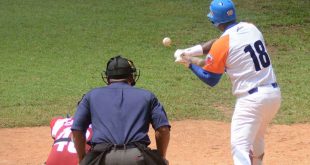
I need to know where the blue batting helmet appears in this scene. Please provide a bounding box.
[207,0,237,26]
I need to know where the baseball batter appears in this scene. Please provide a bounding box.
[174,0,281,164]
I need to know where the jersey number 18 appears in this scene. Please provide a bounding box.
[244,40,271,71]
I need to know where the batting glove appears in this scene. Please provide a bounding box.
[174,49,186,63]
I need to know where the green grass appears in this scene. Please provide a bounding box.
[0,0,309,127]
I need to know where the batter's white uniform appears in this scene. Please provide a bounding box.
[203,22,281,165]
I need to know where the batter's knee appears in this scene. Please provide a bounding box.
[250,150,264,165]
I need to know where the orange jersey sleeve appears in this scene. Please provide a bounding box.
[203,35,229,74]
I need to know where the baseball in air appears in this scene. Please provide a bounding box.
[162,37,172,47]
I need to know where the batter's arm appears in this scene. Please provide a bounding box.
[182,55,205,67]
[189,64,222,87]
[175,39,217,59]
[202,39,217,54]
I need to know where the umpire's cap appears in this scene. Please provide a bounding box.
[102,55,139,86]
[105,55,136,78]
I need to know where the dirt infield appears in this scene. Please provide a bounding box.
[1,120,310,165]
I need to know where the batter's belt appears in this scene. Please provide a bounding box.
[237,82,279,98]
[248,82,278,94]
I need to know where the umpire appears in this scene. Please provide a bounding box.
[71,55,171,165]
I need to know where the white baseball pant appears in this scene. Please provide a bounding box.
[231,86,281,165]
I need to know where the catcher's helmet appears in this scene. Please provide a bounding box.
[207,0,236,26]
[102,55,140,86]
